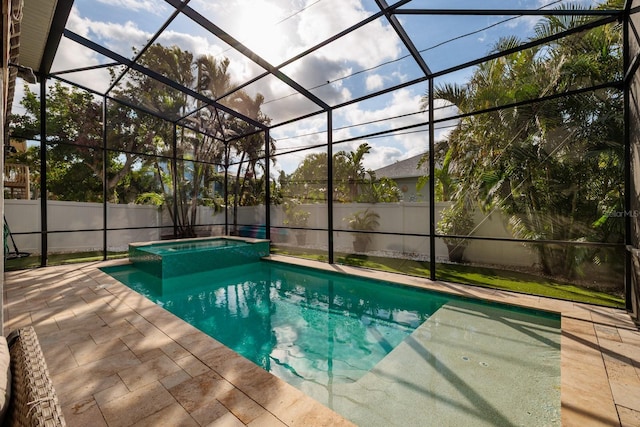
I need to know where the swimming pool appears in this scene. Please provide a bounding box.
[102,260,561,426]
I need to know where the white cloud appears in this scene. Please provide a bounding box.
[156,31,224,57]
[366,74,384,91]
[64,7,152,56]
[65,6,90,37]
[297,0,401,69]
[89,20,151,55]
[49,9,114,89]
[190,0,298,65]
[367,145,405,171]
[96,0,167,14]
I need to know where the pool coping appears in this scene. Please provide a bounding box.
[3,255,640,426]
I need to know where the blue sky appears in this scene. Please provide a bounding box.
[15,0,612,174]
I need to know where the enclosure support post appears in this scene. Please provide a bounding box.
[39,78,48,267]
[428,78,436,281]
[328,110,334,264]
[102,96,108,260]
[224,142,229,236]
[265,129,271,241]
[172,124,178,238]
[623,5,632,311]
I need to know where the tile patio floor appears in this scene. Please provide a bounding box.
[3,255,640,426]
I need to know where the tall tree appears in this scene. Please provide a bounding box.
[10,82,163,202]
[121,45,273,237]
[422,1,624,278]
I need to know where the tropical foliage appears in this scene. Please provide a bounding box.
[345,208,381,252]
[422,1,624,278]
[10,44,272,238]
[281,143,401,203]
[437,206,475,263]
[10,82,165,202]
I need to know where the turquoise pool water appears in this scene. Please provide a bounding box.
[102,260,561,426]
[141,238,246,255]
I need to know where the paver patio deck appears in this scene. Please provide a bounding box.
[3,256,640,426]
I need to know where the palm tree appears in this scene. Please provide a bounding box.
[336,143,372,201]
[130,47,232,237]
[422,3,623,278]
[225,91,274,232]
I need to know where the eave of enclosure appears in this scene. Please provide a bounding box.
[62,29,268,131]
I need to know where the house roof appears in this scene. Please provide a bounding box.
[18,0,70,75]
[4,0,71,124]
[374,152,429,179]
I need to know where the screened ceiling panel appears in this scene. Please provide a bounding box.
[279,16,426,106]
[405,13,618,74]
[53,66,123,95]
[67,0,177,61]
[188,0,383,67]
[179,107,264,141]
[140,12,269,99]
[46,0,624,141]
[332,81,428,130]
[271,116,329,153]
[110,69,195,122]
[49,36,122,76]
[220,73,325,126]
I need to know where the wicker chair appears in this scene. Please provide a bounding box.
[5,326,66,427]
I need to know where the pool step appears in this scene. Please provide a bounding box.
[302,301,561,427]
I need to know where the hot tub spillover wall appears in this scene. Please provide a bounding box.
[128,237,270,279]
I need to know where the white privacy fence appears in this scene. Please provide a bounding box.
[4,200,536,268]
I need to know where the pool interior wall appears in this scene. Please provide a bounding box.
[128,237,269,280]
[102,255,561,427]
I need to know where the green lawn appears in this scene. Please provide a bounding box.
[4,251,128,271]
[271,247,625,308]
[5,248,624,308]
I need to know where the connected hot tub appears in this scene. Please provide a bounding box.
[128,237,270,279]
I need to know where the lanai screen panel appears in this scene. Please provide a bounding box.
[402,11,622,75]
[66,0,176,60]
[332,82,429,142]
[219,74,324,126]
[137,12,268,100]
[279,16,426,106]
[49,37,123,95]
[188,0,383,66]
